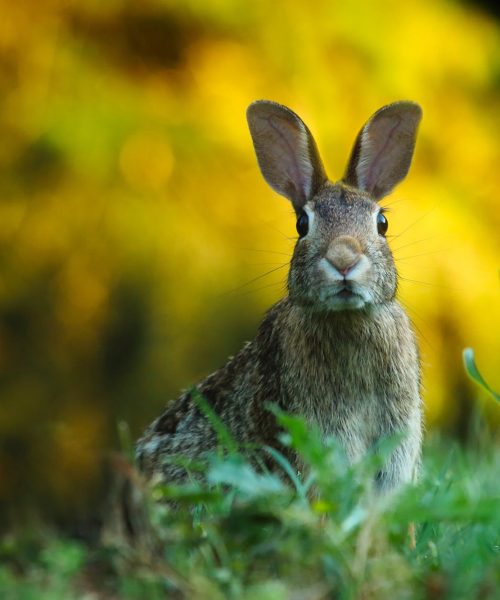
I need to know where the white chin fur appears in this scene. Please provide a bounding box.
[316,257,373,311]
[322,293,368,312]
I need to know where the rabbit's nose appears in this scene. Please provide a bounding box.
[327,257,360,277]
[326,236,362,277]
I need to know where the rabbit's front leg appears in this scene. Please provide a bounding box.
[374,420,421,493]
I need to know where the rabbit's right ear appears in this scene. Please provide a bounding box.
[343,101,422,200]
[247,101,327,211]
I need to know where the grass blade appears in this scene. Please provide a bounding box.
[463,348,500,403]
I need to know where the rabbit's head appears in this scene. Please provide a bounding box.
[247,100,422,312]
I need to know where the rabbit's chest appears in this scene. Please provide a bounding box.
[307,356,382,421]
[278,303,419,461]
[284,334,391,456]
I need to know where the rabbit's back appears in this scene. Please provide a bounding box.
[136,304,289,480]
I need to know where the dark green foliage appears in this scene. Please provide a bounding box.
[1,414,498,599]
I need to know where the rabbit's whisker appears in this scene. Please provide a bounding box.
[241,248,292,258]
[379,197,404,209]
[388,207,436,242]
[220,263,289,297]
[247,262,292,267]
[390,236,437,253]
[232,280,288,299]
[398,275,463,292]
[396,249,443,261]
[254,217,296,242]
[397,297,434,350]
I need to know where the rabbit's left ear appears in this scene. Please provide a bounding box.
[247,100,327,211]
[344,101,422,200]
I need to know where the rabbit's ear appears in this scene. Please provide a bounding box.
[344,102,422,200]
[247,101,327,210]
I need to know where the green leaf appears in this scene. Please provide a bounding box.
[207,455,285,498]
[153,483,222,504]
[264,445,308,500]
[191,387,240,453]
[463,348,500,403]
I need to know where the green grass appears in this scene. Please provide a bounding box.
[463,348,500,404]
[0,411,498,600]
[0,353,498,599]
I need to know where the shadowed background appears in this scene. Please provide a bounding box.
[0,0,498,524]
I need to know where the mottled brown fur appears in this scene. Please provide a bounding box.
[136,100,423,493]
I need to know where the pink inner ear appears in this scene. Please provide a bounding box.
[249,109,316,205]
[266,114,314,202]
[357,111,417,198]
[363,116,401,191]
[247,100,327,207]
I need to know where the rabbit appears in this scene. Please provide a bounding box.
[136,100,423,493]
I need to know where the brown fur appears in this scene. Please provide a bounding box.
[136,101,423,493]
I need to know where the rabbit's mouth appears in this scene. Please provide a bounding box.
[323,285,368,311]
[336,288,356,300]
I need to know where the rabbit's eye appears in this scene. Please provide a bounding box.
[296,210,309,238]
[377,212,388,236]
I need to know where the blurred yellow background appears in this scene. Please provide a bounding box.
[0,0,498,517]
